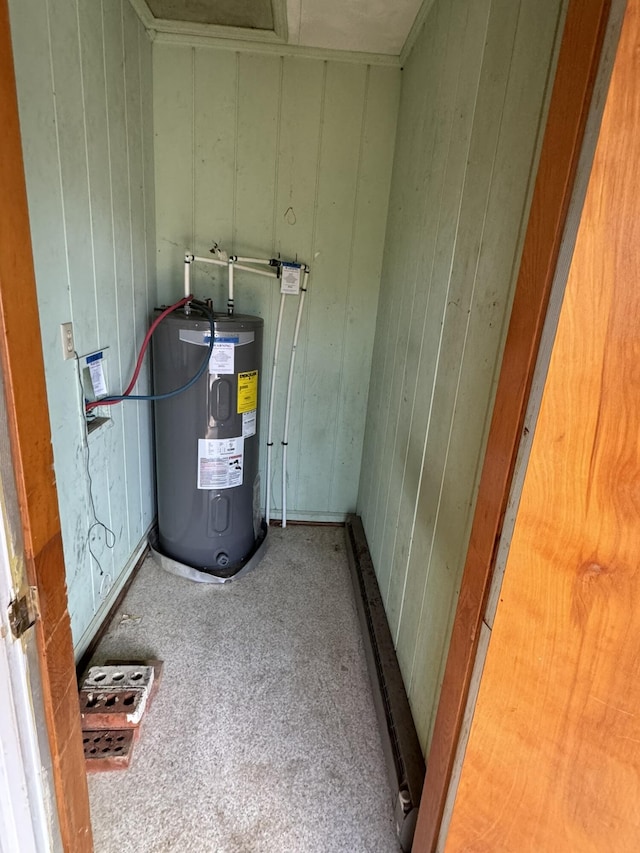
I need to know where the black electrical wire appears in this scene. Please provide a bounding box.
[74,352,116,586]
[88,299,215,408]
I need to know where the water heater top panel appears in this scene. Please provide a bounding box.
[158,310,263,327]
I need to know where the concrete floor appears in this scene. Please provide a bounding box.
[87,525,401,852]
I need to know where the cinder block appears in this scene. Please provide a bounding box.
[79,687,148,729]
[78,660,164,772]
[79,664,156,729]
[83,728,138,772]
[82,664,155,693]
[104,659,164,710]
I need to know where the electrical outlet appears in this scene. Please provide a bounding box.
[60,322,74,360]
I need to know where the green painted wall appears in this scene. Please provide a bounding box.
[153,45,400,521]
[8,0,156,654]
[358,0,567,752]
[7,0,567,718]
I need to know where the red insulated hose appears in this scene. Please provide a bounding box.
[85,295,193,411]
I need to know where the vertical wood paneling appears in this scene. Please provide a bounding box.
[231,53,282,426]
[48,0,98,351]
[103,0,141,571]
[139,19,157,532]
[123,0,153,537]
[154,44,194,302]
[270,57,325,514]
[140,25,156,314]
[274,58,324,263]
[401,0,522,733]
[411,0,567,749]
[295,61,367,512]
[154,46,400,520]
[368,0,450,591]
[78,1,125,588]
[234,54,281,257]
[8,0,157,649]
[328,65,400,512]
[376,0,482,604]
[193,48,237,294]
[358,0,566,752]
[363,28,435,569]
[381,0,459,626]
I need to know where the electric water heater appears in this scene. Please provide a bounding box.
[152,310,264,579]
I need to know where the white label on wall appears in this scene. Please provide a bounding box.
[197,437,244,489]
[280,263,301,295]
[209,342,234,375]
[242,409,257,438]
[86,352,107,397]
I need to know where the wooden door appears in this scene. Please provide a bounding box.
[0,0,92,849]
[443,0,640,848]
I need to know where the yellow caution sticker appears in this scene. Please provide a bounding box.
[237,370,258,414]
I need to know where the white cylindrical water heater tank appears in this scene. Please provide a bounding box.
[152,309,265,579]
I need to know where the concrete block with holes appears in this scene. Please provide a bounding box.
[80,660,163,771]
[83,664,155,693]
[79,688,148,728]
[83,729,139,772]
[79,665,155,728]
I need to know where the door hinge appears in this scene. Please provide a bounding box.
[8,587,39,639]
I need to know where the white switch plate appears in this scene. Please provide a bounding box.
[60,322,74,360]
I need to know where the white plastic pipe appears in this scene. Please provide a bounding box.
[188,254,276,316]
[234,262,278,278]
[184,253,193,299]
[193,253,277,278]
[281,269,309,528]
[193,254,227,268]
[193,254,277,280]
[234,256,274,266]
[265,292,286,525]
[228,259,235,315]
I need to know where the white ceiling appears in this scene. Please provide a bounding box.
[287,0,423,55]
[131,0,425,57]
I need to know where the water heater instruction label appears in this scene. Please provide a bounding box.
[209,342,234,375]
[242,409,257,438]
[197,438,244,489]
[280,263,301,294]
[237,371,258,414]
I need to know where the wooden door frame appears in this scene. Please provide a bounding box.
[412,0,619,849]
[0,2,93,850]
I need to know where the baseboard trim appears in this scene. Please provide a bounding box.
[345,514,425,852]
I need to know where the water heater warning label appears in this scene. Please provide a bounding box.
[242,409,256,437]
[209,342,234,375]
[237,371,258,414]
[197,438,244,489]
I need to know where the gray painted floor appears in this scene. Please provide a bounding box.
[87,525,400,853]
